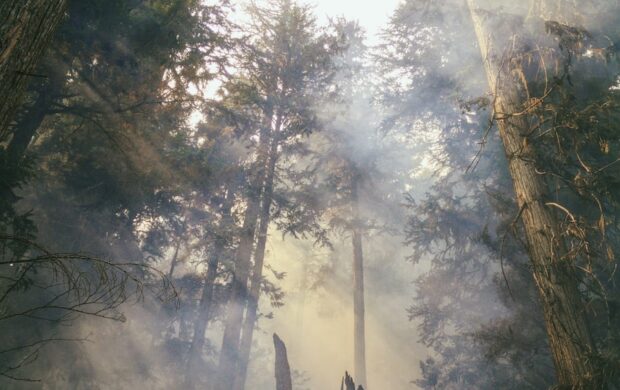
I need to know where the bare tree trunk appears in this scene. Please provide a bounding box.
[216,113,273,390]
[273,333,292,390]
[0,0,67,141]
[167,237,183,279]
[467,1,596,386]
[184,245,223,388]
[294,251,308,353]
[233,116,281,390]
[351,173,367,389]
[185,191,234,389]
[216,199,260,389]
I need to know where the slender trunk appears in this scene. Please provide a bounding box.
[216,198,260,390]
[0,0,67,141]
[294,254,308,354]
[216,113,274,390]
[232,118,280,390]
[168,236,183,279]
[151,222,185,355]
[184,248,220,386]
[168,212,191,279]
[185,191,235,389]
[467,1,596,386]
[351,173,367,389]
[273,334,292,390]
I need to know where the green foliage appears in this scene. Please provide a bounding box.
[0,0,232,386]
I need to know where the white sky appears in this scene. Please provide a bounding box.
[308,0,402,43]
[230,0,403,43]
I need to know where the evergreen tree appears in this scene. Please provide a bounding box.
[213,2,341,388]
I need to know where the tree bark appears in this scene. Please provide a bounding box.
[5,55,67,166]
[216,112,273,390]
[273,333,292,390]
[467,1,596,386]
[0,0,67,142]
[350,172,367,389]
[232,117,280,390]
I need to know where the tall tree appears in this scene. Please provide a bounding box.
[211,0,337,389]
[314,19,416,387]
[381,0,620,387]
[215,2,340,389]
[184,141,242,388]
[467,1,595,385]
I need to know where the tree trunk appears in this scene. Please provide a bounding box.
[273,333,292,390]
[232,120,280,390]
[184,244,223,388]
[216,113,273,390]
[467,1,596,386]
[6,84,48,163]
[351,173,367,389]
[167,237,183,279]
[0,84,49,204]
[5,56,67,166]
[185,191,234,389]
[0,0,67,141]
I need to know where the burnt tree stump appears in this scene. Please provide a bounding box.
[341,371,364,390]
[273,333,292,390]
